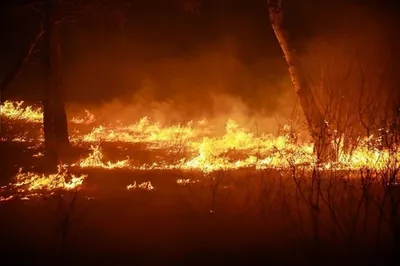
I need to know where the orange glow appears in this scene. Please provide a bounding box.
[1,100,399,198]
[0,165,87,200]
[126,181,155,191]
[1,100,399,171]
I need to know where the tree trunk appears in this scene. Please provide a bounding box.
[43,0,69,170]
[43,87,58,171]
[267,0,335,162]
[43,0,69,165]
[51,10,69,147]
[43,0,58,171]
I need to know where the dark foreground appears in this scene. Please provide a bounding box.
[0,199,396,266]
[0,143,399,265]
[0,173,397,266]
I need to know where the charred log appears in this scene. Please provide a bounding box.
[267,0,335,162]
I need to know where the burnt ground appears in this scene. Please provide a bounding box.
[0,141,398,266]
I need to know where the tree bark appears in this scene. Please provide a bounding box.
[43,0,69,170]
[51,9,69,147]
[267,0,335,162]
[43,0,69,164]
[43,87,58,171]
[43,0,58,171]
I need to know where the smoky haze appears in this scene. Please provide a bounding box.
[1,0,399,133]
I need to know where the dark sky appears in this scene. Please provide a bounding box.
[0,0,399,120]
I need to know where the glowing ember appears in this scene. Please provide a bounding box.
[33,151,44,157]
[0,196,14,202]
[126,181,155,191]
[176,178,200,185]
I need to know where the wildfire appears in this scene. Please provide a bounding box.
[0,100,94,124]
[126,181,155,191]
[0,165,87,201]
[1,100,400,181]
[1,100,43,122]
[70,109,96,124]
[13,165,86,192]
[73,145,130,169]
[176,178,200,185]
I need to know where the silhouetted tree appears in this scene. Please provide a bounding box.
[267,0,335,162]
[43,0,70,170]
[1,1,70,170]
[173,0,334,161]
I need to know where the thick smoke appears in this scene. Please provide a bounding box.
[2,0,399,136]
[60,0,296,133]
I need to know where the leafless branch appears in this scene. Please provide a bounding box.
[22,2,43,13]
[1,17,45,96]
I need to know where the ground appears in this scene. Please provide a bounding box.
[0,142,398,266]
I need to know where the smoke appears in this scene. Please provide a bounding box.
[3,0,398,136]
[298,0,400,135]
[67,88,297,135]
[62,8,296,134]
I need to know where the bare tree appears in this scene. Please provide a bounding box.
[1,0,128,169]
[267,0,334,162]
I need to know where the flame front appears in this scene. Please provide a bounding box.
[13,165,86,192]
[1,100,399,198]
[0,165,87,200]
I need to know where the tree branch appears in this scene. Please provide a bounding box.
[0,18,45,95]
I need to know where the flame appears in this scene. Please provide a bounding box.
[73,145,130,169]
[126,181,155,191]
[1,100,400,177]
[0,196,14,202]
[70,110,96,124]
[76,117,198,150]
[1,100,43,122]
[1,100,94,124]
[12,165,86,192]
[0,165,87,200]
[177,178,200,185]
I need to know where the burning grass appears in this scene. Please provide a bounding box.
[0,100,399,200]
[0,165,86,201]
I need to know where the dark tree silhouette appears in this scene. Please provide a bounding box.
[43,0,69,170]
[267,0,335,162]
[1,0,70,170]
[173,0,335,161]
[45,0,69,148]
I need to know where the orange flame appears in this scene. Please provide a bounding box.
[1,100,399,187]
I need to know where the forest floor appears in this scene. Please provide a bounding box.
[0,140,397,266]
